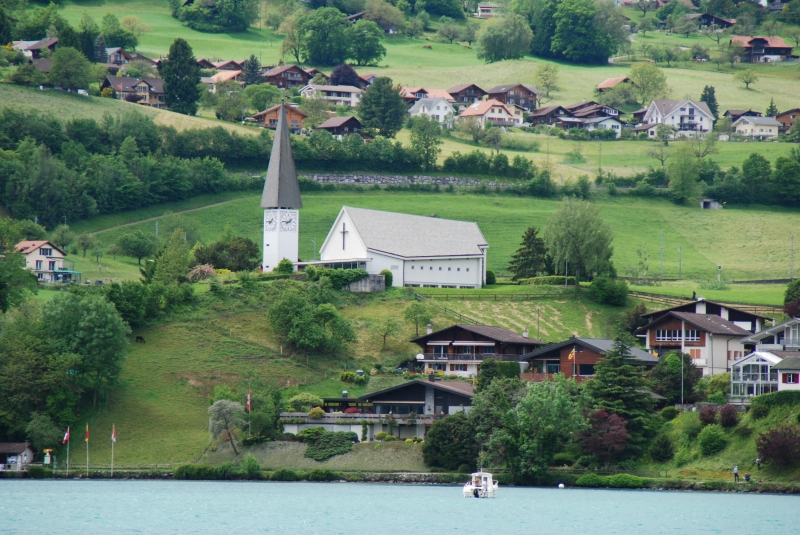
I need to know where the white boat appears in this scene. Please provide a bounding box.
[463,471,498,498]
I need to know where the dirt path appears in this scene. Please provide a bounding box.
[89,198,243,235]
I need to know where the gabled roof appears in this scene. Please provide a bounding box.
[648,99,713,119]
[15,240,66,256]
[206,70,241,83]
[447,83,486,94]
[103,75,164,94]
[732,350,785,366]
[249,103,307,120]
[637,311,752,337]
[459,99,511,118]
[408,97,453,114]
[411,324,544,346]
[261,101,302,209]
[733,116,783,127]
[401,87,455,102]
[0,443,33,454]
[318,116,361,129]
[597,77,630,90]
[773,355,800,370]
[740,317,800,343]
[303,84,362,93]
[530,105,569,117]
[265,64,309,76]
[522,337,658,364]
[357,379,474,401]
[640,299,770,321]
[731,35,790,48]
[212,60,242,69]
[26,37,58,51]
[486,83,538,95]
[723,109,762,118]
[565,100,599,111]
[333,206,488,258]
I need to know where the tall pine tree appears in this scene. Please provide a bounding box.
[766,97,778,117]
[699,85,719,120]
[0,7,12,47]
[93,34,107,63]
[508,226,547,280]
[163,38,200,116]
[241,54,261,86]
[584,335,657,455]
[356,76,406,138]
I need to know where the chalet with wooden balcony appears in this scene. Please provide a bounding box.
[521,337,658,382]
[730,36,794,63]
[775,108,800,133]
[264,64,312,88]
[247,103,307,133]
[447,84,487,109]
[101,76,166,108]
[723,109,762,122]
[408,324,545,377]
[486,84,539,111]
[529,105,570,125]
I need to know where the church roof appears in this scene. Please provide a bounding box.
[342,207,488,258]
[261,101,302,209]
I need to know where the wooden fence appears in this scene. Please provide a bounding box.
[628,291,784,318]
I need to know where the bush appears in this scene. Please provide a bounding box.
[174,464,220,480]
[551,452,575,466]
[650,435,675,463]
[306,468,340,481]
[756,425,800,466]
[27,466,53,478]
[380,269,393,287]
[751,391,800,408]
[297,427,327,443]
[216,462,238,479]
[698,424,728,455]
[607,474,647,489]
[339,371,368,386]
[719,405,739,428]
[707,392,727,404]
[304,431,359,461]
[270,468,300,481]
[275,258,294,274]
[374,431,388,441]
[278,432,300,442]
[239,454,261,479]
[660,406,679,421]
[676,414,703,439]
[576,473,606,487]
[458,463,474,473]
[308,407,325,419]
[699,405,718,426]
[733,425,753,438]
[750,404,770,420]
[288,393,324,412]
[485,270,496,285]
[383,435,398,442]
[518,276,577,286]
[587,277,628,306]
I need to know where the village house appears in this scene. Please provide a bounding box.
[774,356,800,392]
[408,324,546,377]
[596,76,631,92]
[556,116,624,138]
[475,3,500,17]
[359,73,378,87]
[740,316,800,352]
[101,76,166,108]
[408,97,456,125]
[264,64,312,88]
[15,240,80,283]
[639,99,715,139]
[732,116,782,140]
[304,68,328,83]
[723,109,762,122]
[105,47,133,65]
[529,105,571,126]
[400,87,456,105]
[247,103,306,133]
[300,84,362,108]
[0,443,35,471]
[200,70,243,93]
[317,116,363,138]
[685,13,735,28]
[775,108,800,133]
[729,351,786,399]
[447,84,488,109]
[486,84,539,111]
[459,99,522,127]
[303,206,489,288]
[521,337,658,382]
[12,37,57,59]
[730,36,794,62]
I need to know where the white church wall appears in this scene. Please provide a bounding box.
[318,210,368,261]
[403,257,483,288]
[263,208,299,272]
[365,252,404,287]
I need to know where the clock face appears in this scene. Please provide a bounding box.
[264,212,277,231]
[280,211,297,231]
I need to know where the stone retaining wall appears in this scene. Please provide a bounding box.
[299,173,513,188]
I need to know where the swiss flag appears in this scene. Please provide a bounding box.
[247,389,251,412]
[62,427,70,444]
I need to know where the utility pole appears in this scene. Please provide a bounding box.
[598,142,602,174]
[792,234,795,281]
[660,231,664,279]
[155,221,159,237]
[311,237,317,261]
[677,247,682,280]
[565,259,568,287]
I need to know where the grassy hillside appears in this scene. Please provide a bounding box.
[73,191,799,281]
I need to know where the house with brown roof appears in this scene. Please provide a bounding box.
[730,36,794,62]
[0,442,35,471]
[447,83,487,108]
[529,105,570,125]
[475,2,500,17]
[12,37,58,59]
[317,116,362,138]
[596,76,631,92]
[400,87,456,104]
[486,83,538,111]
[775,108,800,133]
[459,99,521,127]
[723,109,762,122]
[15,240,80,283]
[685,13,735,28]
[101,76,166,108]
[247,103,307,133]
[265,64,312,88]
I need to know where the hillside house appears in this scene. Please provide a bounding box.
[0,443,35,471]
[459,99,522,127]
[304,68,328,83]
[596,77,631,92]
[475,2,500,17]
[733,116,782,139]
[723,109,762,122]
[685,13,735,28]
[774,356,800,392]
[200,70,243,93]
[15,240,80,283]
[264,65,312,88]
[740,317,800,352]
[568,102,621,119]
[640,299,768,335]
[247,103,306,133]
[729,351,784,399]
[775,108,800,133]
[529,105,570,126]
[408,97,456,124]
[304,206,488,288]
[359,74,378,86]
[400,87,456,105]
[300,85,362,108]
[101,76,166,108]
[212,60,244,71]
[486,84,538,111]
[556,116,624,138]
[409,324,546,377]
[640,99,715,139]
[521,337,658,382]
[105,47,133,65]
[317,116,362,138]
[730,36,794,62]
[447,84,487,109]
[13,38,57,59]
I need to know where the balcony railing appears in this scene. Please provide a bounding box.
[418,353,523,362]
[280,412,437,423]
[732,373,778,382]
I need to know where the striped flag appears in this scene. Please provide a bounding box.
[111,425,117,443]
[568,347,576,361]
[62,427,70,444]
[85,424,89,443]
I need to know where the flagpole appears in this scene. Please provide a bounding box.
[66,434,70,477]
[86,424,89,478]
[111,424,115,478]
[248,383,252,436]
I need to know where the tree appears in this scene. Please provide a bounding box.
[278,14,303,64]
[723,41,745,67]
[193,236,261,271]
[372,317,400,348]
[551,0,614,64]
[655,124,677,145]
[49,225,76,250]
[120,15,152,38]
[410,115,442,170]
[637,0,655,17]
[787,27,800,48]
[422,411,478,470]
[690,132,718,160]
[330,63,361,87]
[208,399,245,455]
[0,251,38,313]
[0,7,11,46]
[163,38,200,116]
[508,226,548,280]
[629,63,668,105]
[638,17,655,36]
[403,302,433,335]
[348,19,386,66]
[756,425,800,466]
[734,69,758,89]
[214,82,249,122]
[153,228,192,284]
[650,434,674,462]
[48,46,93,90]
[417,0,465,18]
[543,197,613,282]
[741,152,771,203]
[699,85,719,119]
[649,351,701,403]
[461,21,479,45]
[437,16,461,43]
[674,18,697,37]
[241,54,261,86]
[93,33,107,63]
[772,157,800,207]
[299,92,331,128]
[357,77,407,138]
[584,335,656,454]
[534,63,559,105]
[299,8,350,66]
[702,24,729,45]
[364,0,405,32]
[761,19,782,37]
[75,233,99,258]
[766,97,779,117]
[785,280,800,316]
[58,25,81,52]
[117,229,158,265]
[668,144,701,204]
[25,412,62,451]
[477,14,534,63]
[578,409,629,467]
[244,84,281,112]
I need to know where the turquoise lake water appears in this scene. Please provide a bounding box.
[1,480,798,534]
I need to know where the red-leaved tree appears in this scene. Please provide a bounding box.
[756,425,800,466]
[579,409,630,467]
[699,405,718,426]
[719,404,738,428]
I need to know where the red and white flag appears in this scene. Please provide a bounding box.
[246,388,251,412]
[111,425,117,443]
[62,427,70,444]
[85,424,89,443]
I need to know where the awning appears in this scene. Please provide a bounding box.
[373,401,425,405]
[452,341,495,346]
[426,341,451,346]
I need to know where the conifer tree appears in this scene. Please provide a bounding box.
[356,76,406,138]
[93,34,107,63]
[163,38,200,116]
[585,335,657,455]
[699,85,718,119]
[1,8,14,46]
[241,54,261,86]
[765,97,778,117]
[508,226,548,280]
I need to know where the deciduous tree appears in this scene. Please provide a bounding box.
[533,63,559,105]
[551,0,614,64]
[330,63,362,87]
[668,144,701,204]
[244,83,281,112]
[403,302,433,335]
[410,115,443,170]
[299,8,350,66]
[648,351,701,404]
[437,16,461,43]
[347,19,386,66]
[116,229,158,265]
[629,63,668,105]
[50,46,93,90]
[208,399,245,455]
[477,14,533,63]
[422,411,478,470]
[578,408,629,467]
[734,68,758,89]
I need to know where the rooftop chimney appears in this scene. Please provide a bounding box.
[428,373,436,382]
[342,390,348,399]
[426,323,433,335]
[522,329,529,338]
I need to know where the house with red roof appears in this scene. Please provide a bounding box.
[730,36,794,62]
[459,99,521,127]
[15,241,80,283]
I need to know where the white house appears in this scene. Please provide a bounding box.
[774,356,800,391]
[300,84,362,108]
[459,99,522,128]
[732,116,783,140]
[310,207,489,288]
[640,99,715,139]
[0,442,35,471]
[15,240,80,283]
[556,116,624,138]
[408,97,456,125]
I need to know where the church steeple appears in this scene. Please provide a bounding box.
[261,101,302,209]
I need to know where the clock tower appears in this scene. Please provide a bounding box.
[261,101,302,272]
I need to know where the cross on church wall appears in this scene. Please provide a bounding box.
[340,222,348,250]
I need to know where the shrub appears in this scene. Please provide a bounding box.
[707,392,727,404]
[756,425,800,466]
[278,432,300,442]
[27,466,53,478]
[650,435,675,463]
[607,474,647,489]
[719,405,739,428]
[733,425,753,438]
[306,468,340,481]
[344,407,361,414]
[698,424,728,455]
[173,464,220,480]
[297,427,327,443]
[518,276,576,286]
[699,405,718,426]
[458,463,474,473]
[374,431,388,441]
[275,258,294,274]
[304,431,359,461]
[216,462,238,479]
[308,407,325,419]
[288,393,324,412]
[676,414,703,439]
[339,371,369,386]
[576,473,606,487]
[551,452,575,466]
[240,454,261,479]
[750,404,770,420]
[587,277,628,306]
[485,270,496,285]
[660,406,679,421]
[383,435,398,442]
[270,468,299,481]
[380,269,393,287]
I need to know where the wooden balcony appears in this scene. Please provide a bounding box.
[417,353,523,362]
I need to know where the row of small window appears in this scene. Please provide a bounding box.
[35,261,57,270]
[532,361,595,376]
[430,363,469,371]
[782,373,799,384]
[655,329,700,342]
[411,266,469,272]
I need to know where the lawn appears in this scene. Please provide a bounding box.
[627,282,788,307]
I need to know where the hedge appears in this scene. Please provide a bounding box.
[518,276,577,286]
[270,468,300,481]
[575,473,650,489]
[751,391,800,407]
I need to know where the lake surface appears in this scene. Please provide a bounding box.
[1,480,797,535]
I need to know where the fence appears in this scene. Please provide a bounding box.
[413,294,480,324]
[416,292,571,302]
[627,291,784,317]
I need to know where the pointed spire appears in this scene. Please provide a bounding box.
[261,100,302,209]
